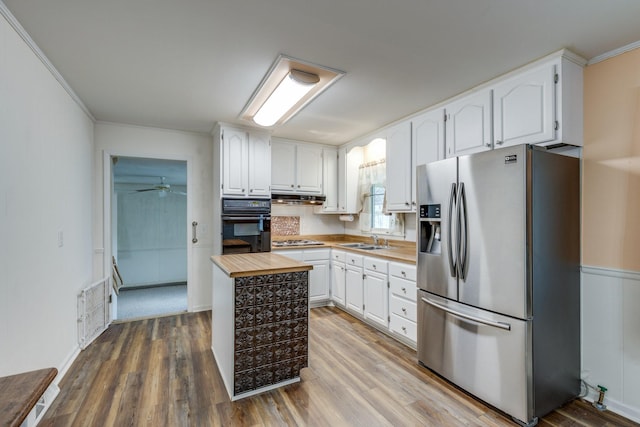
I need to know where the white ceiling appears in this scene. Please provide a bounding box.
[4,0,640,145]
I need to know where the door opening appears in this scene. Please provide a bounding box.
[111,156,188,320]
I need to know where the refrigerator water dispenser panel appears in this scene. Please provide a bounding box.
[420,204,441,219]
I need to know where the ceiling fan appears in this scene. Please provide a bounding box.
[134,177,186,197]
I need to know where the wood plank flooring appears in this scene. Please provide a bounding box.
[41,307,637,426]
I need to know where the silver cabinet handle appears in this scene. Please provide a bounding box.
[496,140,503,145]
[458,183,468,281]
[421,297,511,331]
[402,307,407,314]
[401,287,406,293]
[372,264,376,269]
[290,184,294,188]
[401,326,407,332]
[250,189,253,192]
[192,221,198,243]
[485,142,492,148]
[405,202,410,206]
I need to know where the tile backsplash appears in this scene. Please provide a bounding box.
[272,216,300,236]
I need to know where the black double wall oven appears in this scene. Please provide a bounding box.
[221,198,271,254]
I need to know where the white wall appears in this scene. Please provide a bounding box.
[582,267,640,423]
[0,12,94,376]
[116,187,187,287]
[94,122,213,311]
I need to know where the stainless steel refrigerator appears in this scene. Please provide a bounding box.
[416,144,580,426]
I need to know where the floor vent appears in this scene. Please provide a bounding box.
[77,276,110,349]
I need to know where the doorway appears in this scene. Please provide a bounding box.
[112,156,188,320]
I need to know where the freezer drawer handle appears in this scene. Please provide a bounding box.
[421,297,511,331]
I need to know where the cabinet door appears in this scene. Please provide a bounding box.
[345,265,364,315]
[221,128,248,196]
[493,64,556,148]
[296,144,323,193]
[248,132,271,197]
[445,89,492,158]
[385,121,413,212]
[331,261,346,307]
[271,140,296,191]
[364,270,389,328]
[309,260,330,303]
[412,109,445,206]
[322,148,338,212]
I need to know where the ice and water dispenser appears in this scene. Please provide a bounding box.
[419,204,441,255]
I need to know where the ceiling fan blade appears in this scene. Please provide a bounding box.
[171,190,187,196]
[135,188,157,192]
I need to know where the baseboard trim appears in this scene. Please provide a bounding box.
[56,346,81,386]
[583,390,640,424]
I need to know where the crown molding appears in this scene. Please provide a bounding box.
[0,1,95,121]
[587,39,640,65]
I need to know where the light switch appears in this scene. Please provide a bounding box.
[58,230,64,247]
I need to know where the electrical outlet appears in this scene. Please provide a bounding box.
[57,230,64,247]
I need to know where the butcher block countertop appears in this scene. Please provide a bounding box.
[210,252,313,278]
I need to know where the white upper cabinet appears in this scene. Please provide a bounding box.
[219,125,271,198]
[445,88,493,158]
[385,121,413,212]
[248,132,271,197]
[296,144,323,193]
[412,108,445,207]
[321,147,339,212]
[271,140,296,191]
[271,139,323,194]
[493,53,583,148]
[493,63,555,148]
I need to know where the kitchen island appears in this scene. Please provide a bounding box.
[210,252,313,400]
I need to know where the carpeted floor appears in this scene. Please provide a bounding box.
[117,284,187,320]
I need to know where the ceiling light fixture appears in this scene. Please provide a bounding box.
[240,55,345,128]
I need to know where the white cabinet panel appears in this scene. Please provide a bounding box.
[445,89,493,158]
[364,269,388,328]
[345,264,364,315]
[309,260,330,303]
[248,132,271,197]
[271,139,323,194]
[296,144,323,193]
[493,64,555,148]
[321,147,339,212]
[390,294,417,321]
[271,140,296,191]
[331,260,346,307]
[385,121,413,212]
[412,109,445,207]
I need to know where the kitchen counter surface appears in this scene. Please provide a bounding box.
[210,252,313,278]
[271,234,417,264]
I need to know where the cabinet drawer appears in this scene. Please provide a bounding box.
[389,313,417,343]
[364,257,388,274]
[390,294,417,322]
[389,276,417,302]
[331,250,346,262]
[345,254,363,267]
[389,262,416,281]
[303,248,331,261]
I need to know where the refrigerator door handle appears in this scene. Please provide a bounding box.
[447,183,457,277]
[458,182,469,280]
[421,297,512,331]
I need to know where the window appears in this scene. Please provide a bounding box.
[371,184,390,230]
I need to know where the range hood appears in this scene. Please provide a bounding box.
[271,193,326,205]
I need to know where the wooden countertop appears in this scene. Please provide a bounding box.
[271,234,417,264]
[211,252,313,278]
[0,367,57,427]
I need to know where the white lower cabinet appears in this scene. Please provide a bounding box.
[364,257,388,329]
[388,262,418,345]
[345,254,364,315]
[328,249,418,348]
[331,260,346,307]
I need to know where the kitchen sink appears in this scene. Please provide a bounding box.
[338,243,387,250]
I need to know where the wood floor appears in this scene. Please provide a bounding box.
[41,307,637,426]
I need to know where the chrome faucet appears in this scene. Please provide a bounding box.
[372,234,379,246]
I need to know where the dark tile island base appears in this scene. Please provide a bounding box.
[210,253,313,400]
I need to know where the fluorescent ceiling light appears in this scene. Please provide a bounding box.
[240,55,345,127]
[253,70,319,127]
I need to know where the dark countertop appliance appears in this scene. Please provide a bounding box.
[221,198,271,254]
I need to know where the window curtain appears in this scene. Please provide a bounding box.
[356,159,386,213]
